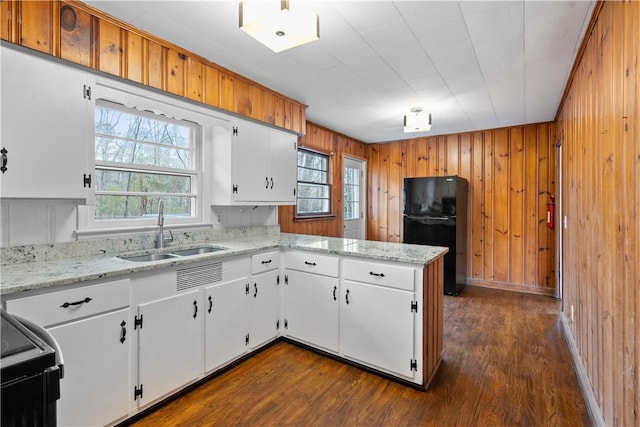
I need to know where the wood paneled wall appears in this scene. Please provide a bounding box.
[366,124,557,296]
[0,0,306,134]
[278,122,368,237]
[556,1,639,426]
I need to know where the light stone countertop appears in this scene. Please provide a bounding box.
[0,232,448,297]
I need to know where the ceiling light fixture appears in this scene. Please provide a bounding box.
[403,108,432,133]
[239,0,319,53]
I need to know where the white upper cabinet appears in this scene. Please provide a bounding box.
[212,117,297,205]
[0,46,93,200]
[267,128,298,203]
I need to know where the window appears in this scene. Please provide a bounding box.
[296,149,331,216]
[343,165,360,220]
[94,100,199,224]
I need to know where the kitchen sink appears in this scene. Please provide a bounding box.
[119,253,179,262]
[170,246,227,256]
[119,246,228,262]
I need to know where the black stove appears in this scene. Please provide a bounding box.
[1,309,61,426]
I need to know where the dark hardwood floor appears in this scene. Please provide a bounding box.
[129,286,589,426]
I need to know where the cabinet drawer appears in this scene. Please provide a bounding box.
[286,251,339,277]
[251,250,280,274]
[5,279,130,327]
[343,259,415,291]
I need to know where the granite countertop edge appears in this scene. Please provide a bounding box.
[0,233,448,297]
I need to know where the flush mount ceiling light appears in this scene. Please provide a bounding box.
[239,0,319,53]
[403,108,432,133]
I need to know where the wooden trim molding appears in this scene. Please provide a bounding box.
[466,280,557,297]
[554,1,604,121]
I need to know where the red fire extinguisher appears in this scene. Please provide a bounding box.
[547,195,555,229]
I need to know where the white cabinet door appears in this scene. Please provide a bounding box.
[340,280,416,379]
[233,119,270,202]
[0,46,91,199]
[48,308,129,427]
[212,117,297,205]
[268,128,297,203]
[204,278,250,372]
[137,289,203,406]
[250,269,279,349]
[284,269,339,353]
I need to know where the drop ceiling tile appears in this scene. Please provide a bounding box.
[427,39,484,94]
[376,42,439,90]
[361,20,417,53]
[409,14,470,51]
[331,45,402,89]
[332,1,403,33]
[84,0,148,22]
[415,84,457,107]
[460,1,524,42]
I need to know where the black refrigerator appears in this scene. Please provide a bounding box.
[403,176,468,296]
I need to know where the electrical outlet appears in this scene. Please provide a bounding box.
[570,304,575,322]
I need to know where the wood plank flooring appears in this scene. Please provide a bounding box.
[127,286,589,426]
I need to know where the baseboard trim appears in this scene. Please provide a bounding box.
[560,314,606,427]
[466,279,557,297]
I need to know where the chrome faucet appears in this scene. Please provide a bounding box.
[156,200,174,249]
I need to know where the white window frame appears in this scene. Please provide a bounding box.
[78,79,215,234]
[343,163,361,220]
[296,148,332,218]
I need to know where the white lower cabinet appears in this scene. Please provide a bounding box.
[48,309,130,427]
[283,251,340,353]
[340,280,416,379]
[340,258,421,381]
[204,278,250,372]
[250,269,280,349]
[3,278,131,426]
[135,289,204,407]
[284,269,339,353]
[204,252,278,371]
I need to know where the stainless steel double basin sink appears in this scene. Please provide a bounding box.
[118,245,227,262]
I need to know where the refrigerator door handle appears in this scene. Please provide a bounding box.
[404,214,456,220]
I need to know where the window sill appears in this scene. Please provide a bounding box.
[293,214,336,222]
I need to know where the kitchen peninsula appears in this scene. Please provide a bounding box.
[0,228,446,426]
